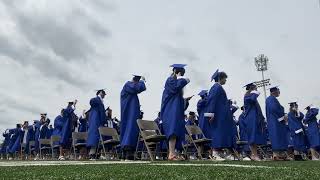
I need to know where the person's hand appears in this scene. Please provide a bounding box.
[74,99,78,105]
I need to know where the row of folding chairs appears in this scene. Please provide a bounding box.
[15,127,121,160]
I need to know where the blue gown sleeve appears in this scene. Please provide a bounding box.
[124,81,146,94]
[206,85,222,114]
[166,78,189,94]
[304,108,319,123]
[269,98,285,119]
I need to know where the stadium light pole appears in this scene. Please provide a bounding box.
[255,54,269,100]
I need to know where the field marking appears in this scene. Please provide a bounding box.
[150,163,276,169]
[0,161,150,167]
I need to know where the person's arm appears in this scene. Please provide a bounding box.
[124,81,147,94]
[204,85,221,122]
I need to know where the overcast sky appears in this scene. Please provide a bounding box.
[1,0,320,138]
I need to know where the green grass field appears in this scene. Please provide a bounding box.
[1,161,320,180]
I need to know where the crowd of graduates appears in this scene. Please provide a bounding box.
[1,64,320,162]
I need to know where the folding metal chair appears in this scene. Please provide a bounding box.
[39,139,52,160]
[185,125,211,159]
[72,132,88,160]
[50,135,61,159]
[98,127,120,160]
[136,119,167,161]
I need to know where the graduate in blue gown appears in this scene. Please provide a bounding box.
[9,124,24,159]
[120,75,146,160]
[24,123,35,156]
[266,86,289,160]
[1,130,11,158]
[78,110,89,133]
[204,70,237,160]
[243,83,267,161]
[87,89,107,160]
[303,105,320,160]
[161,64,192,161]
[53,109,65,137]
[287,102,308,160]
[59,100,78,160]
[238,106,251,160]
[197,90,210,138]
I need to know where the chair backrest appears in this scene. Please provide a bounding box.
[51,135,61,145]
[137,119,162,138]
[29,141,35,146]
[72,132,88,142]
[39,139,51,145]
[185,125,204,137]
[98,127,119,141]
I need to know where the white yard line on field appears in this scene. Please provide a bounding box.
[0,161,150,167]
[150,163,277,169]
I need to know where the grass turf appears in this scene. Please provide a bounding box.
[1,161,320,180]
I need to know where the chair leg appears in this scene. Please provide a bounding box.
[102,143,107,159]
[144,142,155,161]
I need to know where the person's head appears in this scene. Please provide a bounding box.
[16,124,22,129]
[132,75,141,82]
[171,64,187,76]
[245,83,257,91]
[139,111,144,119]
[40,113,47,121]
[218,72,228,85]
[289,102,298,112]
[23,121,29,126]
[270,87,280,97]
[96,89,106,99]
[198,90,208,99]
[240,106,245,112]
[188,112,196,120]
[106,107,112,118]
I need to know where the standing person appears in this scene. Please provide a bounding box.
[78,110,89,133]
[87,89,107,160]
[120,75,146,160]
[287,102,308,160]
[266,86,289,160]
[197,90,209,138]
[204,69,237,161]
[243,83,267,161]
[238,106,251,161]
[59,100,78,160]
[304,105,320,160]
[161,64,192,161]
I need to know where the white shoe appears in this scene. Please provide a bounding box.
[34,154,39,161]
[312,158,320,161]
[8,157,13,161]
[243,157,251,161]
[58,156,65,161]
[189,155,197,160]
[211,152,225,161]
[100,155,107,160]
[224,155,235,161]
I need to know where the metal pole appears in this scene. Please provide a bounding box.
[261,70,267,99]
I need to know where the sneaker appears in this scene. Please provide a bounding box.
[58,156,65,161]
[312,157,320,161]
[100,155,107,160]
[89,154,96,161]
[8,157,13,161]
[243,157,251,161]
[224,154,235,161]
[34,154,39,161]
[211,152,225,161]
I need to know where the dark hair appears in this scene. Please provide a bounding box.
[133,76,141,82]
[219,72,228,80]
[173,68,185,76]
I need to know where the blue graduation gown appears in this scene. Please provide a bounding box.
[206,83,236,149]
[25,126,35,154]
[120,81,146,148]
[53,115,65,136]
[238,112,250,152]
[9,128,24,154]
[197,98,210,138]
[304,108,320,148]
[87,96,106,147]
[34,121,41,152]
[160,76,189,147]
[78,117,88,132]
[60,106,76,147]
[243,92,267,145]
[288,112,307,152]
[266,96,288,151]
[1,133,11,155]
